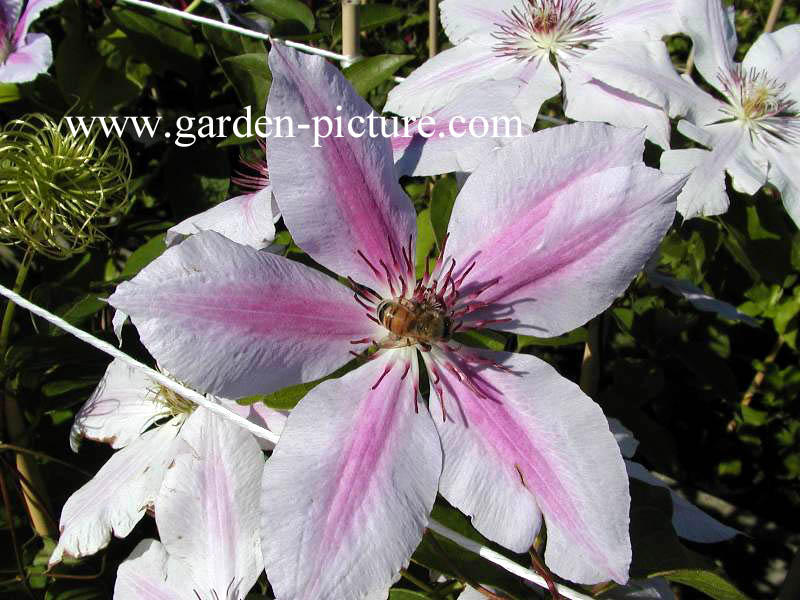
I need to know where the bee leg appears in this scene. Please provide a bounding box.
[374,335,415,351]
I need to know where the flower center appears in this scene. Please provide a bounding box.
[718,66,800,144]
[155,385,195,416]
[348,234,508,354]
[492,0,606,62]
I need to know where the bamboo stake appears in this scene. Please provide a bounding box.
[764,0,784,33]
[341,0,361,67]
[429,0,439,58]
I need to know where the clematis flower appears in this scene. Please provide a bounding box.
[114,408,264,600]
[108,44,683,598]
[0,0,61,83]
[49,358,284,565]
[384,0,687,148]
[659,0,800,226]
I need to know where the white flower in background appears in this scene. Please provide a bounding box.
[114,408,265,600]
[610,419,738,545]
[661,0,800,226]
[49,358,284,565]
[385,0,690,148]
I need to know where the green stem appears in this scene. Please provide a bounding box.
[183,0,203,13]
[400,568,435,594]
[0,248,33,364]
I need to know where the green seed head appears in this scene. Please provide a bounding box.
[0,114,133,259]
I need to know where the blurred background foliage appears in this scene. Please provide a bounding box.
[0,0,798,598]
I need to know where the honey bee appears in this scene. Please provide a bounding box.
[377,297,453,344]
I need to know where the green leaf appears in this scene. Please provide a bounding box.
[49,295,107,335]
[202,23,266,59]
[410,503,530,599]
[220,53,272,114]
[244,359,360,410]
[517,328,588,349]
[657,570,750,600]
[453,329,505,351]
[332,4,407,45]
[110,6,204,80]
[0,83,21,104]
[388,591,430,600]
[120,235,167,278]
[250,0,315,32]
[430,176,458,247]
[415,208,436,279]
[343,54,413,97]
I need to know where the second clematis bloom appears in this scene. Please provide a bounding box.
[0,0,61,83]
[660,0,800,226]
[109,44,683,599]
[384,0,686,148]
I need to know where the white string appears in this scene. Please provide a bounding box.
[116,0,406,82]
[0,282,592,600]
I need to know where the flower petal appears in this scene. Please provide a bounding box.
[165,188,278,250]
[384,42,523,119]
[443,123,681,337]
[675,0,737,91]
[426,347,631,584]
[0,32,51,83]
[266,43,416,296]
[109,231,382,399]
[70,358,163,452]
[743,25,800,99]
[50,420,181,565]
[392,80,531,177]
[0,0,23,29]
[596,0,681,41]
[566,41,719,145]
[660,127,744,219]
[766,143,800,228]
[114,539,184,600]
[439,0,516,44]
[12,0,61,44]
[155,408,264,598]
[260,349,442,600]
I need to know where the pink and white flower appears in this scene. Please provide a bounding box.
[660,0,800,226]
[49,358,283,565]
[113,408,265,600]
[0,0,61,83]
[108,44,683,598]
[384,0,688,148]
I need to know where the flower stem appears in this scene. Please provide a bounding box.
[429,0,439,58]
[1,249,58,539]
[579,318,601,397]
[0,248,32,361]
[183,0,203,13]
[400,568,435,594]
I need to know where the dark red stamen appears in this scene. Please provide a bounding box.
[357,250,381,277]
[371,363,394,390]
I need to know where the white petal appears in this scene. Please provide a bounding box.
[261,350,442,600]
[155,408,265,598]
[165,188,278,250]
[51,421,181,564]
[70,359,163,452]
[743,25,800,99]
[114,539,183,600]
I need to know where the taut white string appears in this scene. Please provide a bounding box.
[0,283,592,600]
[116,0,406,82]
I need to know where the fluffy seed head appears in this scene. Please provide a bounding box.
[0,114,133,259]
